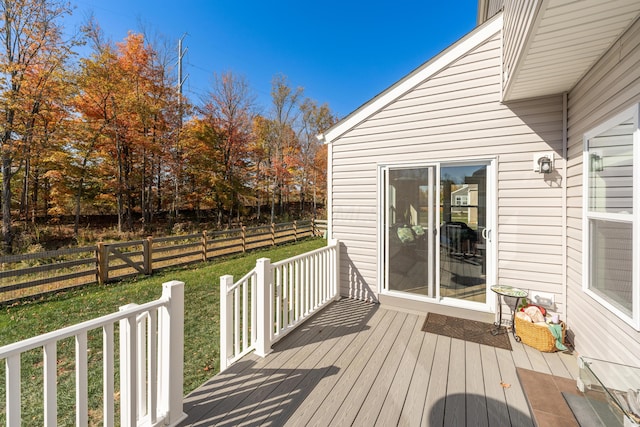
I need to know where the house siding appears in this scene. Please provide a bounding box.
[502,0,539,97]
[487,0,504,19]
[331,30,565,309]
[566,16,640,365]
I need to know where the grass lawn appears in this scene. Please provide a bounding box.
[0,237,326,425]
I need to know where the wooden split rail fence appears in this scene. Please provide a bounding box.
[0,219,327,304]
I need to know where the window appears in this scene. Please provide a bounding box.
[454,195,468,206]
[583,105,639,329]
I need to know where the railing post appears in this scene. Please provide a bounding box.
[330,239,340,300]
[219,275,234,372]
[312,218,316,236]
[255,258,273,357]
[159,280,186,425]
[6,354,21,427]
[143,237,153,275]
[241,226,246,253]
[201,230,208,262]
[97,242,109,284]
[293,220,298,241]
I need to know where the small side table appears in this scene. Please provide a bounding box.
[491,285,528,341]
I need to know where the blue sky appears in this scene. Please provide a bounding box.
[67,0,479,119]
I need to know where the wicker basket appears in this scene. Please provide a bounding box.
[514,316,565,352]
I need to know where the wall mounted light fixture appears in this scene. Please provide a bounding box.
[533,152,554,174]
[590,153,604,172]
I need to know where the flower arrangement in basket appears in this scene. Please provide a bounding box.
[514,300,566,352]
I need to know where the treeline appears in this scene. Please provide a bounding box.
[0,0,337,254]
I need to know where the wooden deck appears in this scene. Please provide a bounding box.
[179,298,578,426]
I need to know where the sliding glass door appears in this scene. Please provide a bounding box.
[439,164,487,303]
[385,167,436,297]
[383,162,491,305]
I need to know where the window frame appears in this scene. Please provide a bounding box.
[582,104,640,330]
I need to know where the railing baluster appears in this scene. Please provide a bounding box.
[76,331,89,426]
[308,256,312,310]
[103,323,115,427]
[242,278,248,351]
[43,341,57,426]
[137,314,147,418]
[275,266,282,334]
[288,262,294,323]
[312,254,317,309]
[282,264,288,329]
[322,252,326,301]
[335,243,340,299]
[305,256,310,315]
[319,252,324,304]
[251,273,257,345]
[234,288,240,356]
[148,309,157,425]
[295,259,300,322]
[119,308,138,427]
[318,253,321,304]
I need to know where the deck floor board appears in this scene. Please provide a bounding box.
[179,299,576,427]
[466,343,490,427]
[375,318,426,426]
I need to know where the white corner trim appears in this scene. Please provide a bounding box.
[322,14,503,145]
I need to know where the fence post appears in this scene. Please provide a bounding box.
[201,231,208,262]
[293,220,297,241]
[219,275,234,372]
[241,226,246,253]
[271,223,276,246]
[97,242,109,284]
[143,237,153,275]
[255,258,272,357]
[312,218,316,237]
[159,280,186,425]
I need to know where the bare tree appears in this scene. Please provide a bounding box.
[200,70,256,226]
[269,73,303,222]
[298,98,336,215]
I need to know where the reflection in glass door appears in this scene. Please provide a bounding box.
[384,163,489,304]
[386,167,435,297]
[439,164,487,303]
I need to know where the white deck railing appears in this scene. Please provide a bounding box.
[220,240,339,371]
[0,280,187,427]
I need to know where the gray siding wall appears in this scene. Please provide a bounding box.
[502,0,539,96]
[487,0,504,19]
[331,31,565,309]
[566,17,640,365]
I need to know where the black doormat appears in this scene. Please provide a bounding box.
[421,312,512,351]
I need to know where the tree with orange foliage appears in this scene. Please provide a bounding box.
[0,0,75,253]
[71,29,179,233]
[185,71,255,226]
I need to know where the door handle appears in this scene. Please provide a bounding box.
[482,228,490,241]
